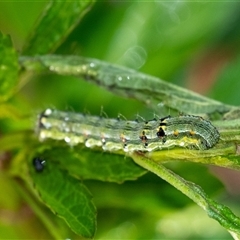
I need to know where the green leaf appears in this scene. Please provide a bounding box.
[37,144,146,183]
[19,55,234,118]
[29,157,96,238]
[22,1,94,55]
[131,152,240,238]
[0,32,19,102]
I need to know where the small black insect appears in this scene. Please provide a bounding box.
[33,157,46,172]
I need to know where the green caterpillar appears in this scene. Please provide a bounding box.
[37,109,220,152]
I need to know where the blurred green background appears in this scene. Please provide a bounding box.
[1,1,240,239]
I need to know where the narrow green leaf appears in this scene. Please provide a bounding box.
[37,144,146,183]
[19,55,234,118]
[0,32,19,102]
[131,152,240,238]
[29,157,96,238]
[22,1,94,55]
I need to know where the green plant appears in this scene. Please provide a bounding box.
[1,1,240,239]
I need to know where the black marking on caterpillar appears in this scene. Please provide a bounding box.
[37,109,220,152]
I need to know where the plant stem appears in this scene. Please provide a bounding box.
[131,152,240,239]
